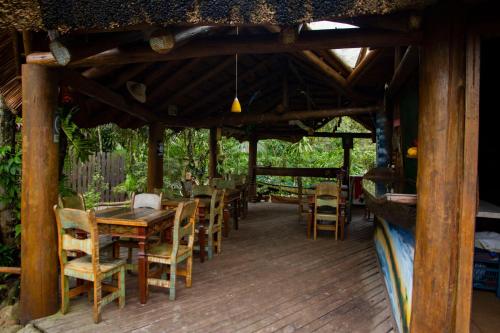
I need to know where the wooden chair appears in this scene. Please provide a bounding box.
[146,199,199,300]
[192,185,214,198]
[313,182,340,240]
[229,174,249,218]
[58,194,114,256]
[195,189,225,260]
[58,193,86,210]
[118,192,163,268]
[53,206,126,323]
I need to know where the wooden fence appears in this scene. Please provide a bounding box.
[66,152,127,202]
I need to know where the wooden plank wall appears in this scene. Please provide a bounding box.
[66,152,126,202]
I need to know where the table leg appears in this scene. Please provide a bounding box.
[198,226,206,263]
[232,201,239,230]
[223,209,230,237]
[138,240,148,304]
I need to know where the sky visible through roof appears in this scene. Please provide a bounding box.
[308,21,362,68]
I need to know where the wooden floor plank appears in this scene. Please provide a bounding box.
[33,203,395,333]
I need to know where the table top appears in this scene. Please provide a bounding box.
[162,197,210,208]
[96,207,175,227]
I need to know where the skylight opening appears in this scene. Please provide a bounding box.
[307,21,362,68]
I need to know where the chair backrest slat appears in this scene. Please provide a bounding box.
[315,182,340,218]
[131,192,163,210]
[171,200,198,255]
[209,189,225,230]
[58,194,86,211]
[62,234,93,255]
[54,206,100,271]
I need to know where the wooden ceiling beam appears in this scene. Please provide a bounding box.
[254,130,373,139]
[157,57,234,111]
[147,58,202,103]
[143,61,179,86]
[347,49,384,87]
[386,46,419,99]
[160,106,378,128]
[82,65,123,79]
[182,56,276,115]
[109,62,152,90]
[48,30,146,66]
[60,69,159,123]
[298,51,370,102]
[28,29,421,67]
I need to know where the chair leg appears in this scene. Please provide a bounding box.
[207,236,213,260]
[335,220,339,240]
[118,268,125,309]
[313,219,317,240]
[61,275,69,314]
[217,228,222,254]
[169,263,177,301]
[93,280,102,323]
[306,214,311,239]
[186,254,193,287]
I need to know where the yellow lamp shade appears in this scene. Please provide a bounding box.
[231,97,241,113]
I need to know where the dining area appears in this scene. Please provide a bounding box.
[53,173,249,323]
[35,199,393,332]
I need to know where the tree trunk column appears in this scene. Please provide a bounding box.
[20,64,59,323]
[248,138,258,200]
[411,6,472,333]
[147,123,164,192]
[209,127,218,179]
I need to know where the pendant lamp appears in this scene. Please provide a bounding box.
[231,26,242,113]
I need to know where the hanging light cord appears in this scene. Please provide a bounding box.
[235,26,238,98]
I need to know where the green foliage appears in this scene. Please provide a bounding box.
[0,243,18,267]
[59,107,96,164]
[83,167,108,208]
[0,145,22,233]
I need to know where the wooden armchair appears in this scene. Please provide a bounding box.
[313,182,340,240]
[118,192,163,267]
[146,199,199,300]
[58,194,114,256]
[53,206,126,323]
[195,189,225,260]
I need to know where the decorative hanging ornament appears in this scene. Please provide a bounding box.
[231,26,242,113]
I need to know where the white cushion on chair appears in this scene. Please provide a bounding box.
[133,193,162,210]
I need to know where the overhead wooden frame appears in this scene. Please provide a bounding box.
[59,69,159,122]
[27,28,422,67]
[159,106,378,128]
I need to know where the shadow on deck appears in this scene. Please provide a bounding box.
[34,203,396,333]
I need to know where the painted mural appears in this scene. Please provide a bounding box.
[374,217,415,333]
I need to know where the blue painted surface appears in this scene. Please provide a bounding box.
[374,217,415,333]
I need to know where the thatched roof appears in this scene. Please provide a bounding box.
[0,0,434,31]
[0,31,21,112]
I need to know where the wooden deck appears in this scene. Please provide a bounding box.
[34,203,396,333]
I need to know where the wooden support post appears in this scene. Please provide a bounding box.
[411,6,476,333]
[248,138,258,201]
[209,127,218,179]
[20,64,59,323]
[147,123,164,192]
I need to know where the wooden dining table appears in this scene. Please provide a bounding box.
[96,206,176,304]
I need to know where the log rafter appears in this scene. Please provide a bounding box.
[27,29,422,67]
